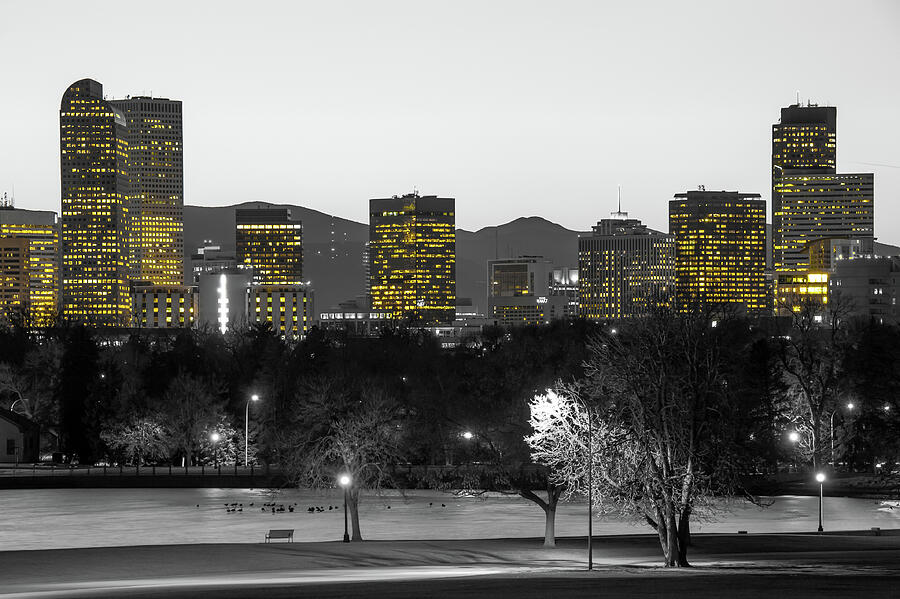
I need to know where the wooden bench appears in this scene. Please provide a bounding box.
[265,529,294,543]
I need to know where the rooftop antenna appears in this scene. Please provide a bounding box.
[796,90,800,105]
[611,184,628,219]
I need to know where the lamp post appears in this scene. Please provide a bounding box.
[816,472,826,532]
[339,473,351,542]
[245,394,260,467]
[829,402,854,468]
[586,401,593,571]
[210,432,220,469]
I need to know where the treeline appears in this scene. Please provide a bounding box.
[0,311,897,475]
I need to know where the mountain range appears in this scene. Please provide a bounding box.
[184,202,900,317]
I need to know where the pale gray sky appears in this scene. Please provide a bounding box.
[1,0,898,238]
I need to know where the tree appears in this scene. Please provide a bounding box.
[528,314,753,567]
[282,380,403,541]
[773,297,853,470]
[158,373,224,466]
[100,416,170,466]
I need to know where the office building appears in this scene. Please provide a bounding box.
[131,285,197,329]
[109,96,184,286]
[487,256,571,325]
[59,79,131,326]
[773,173,874,272]
[236,207,303,285]
[0,206,59,325]
[831,257,900,325]
[369,193,455,324]
[248,284,313,339]
[190,243,236,283]
[578,212,674,320]
[197,270,252,334]
[0,238,28,321]
[771,103,875,315]
[670,190,766,314]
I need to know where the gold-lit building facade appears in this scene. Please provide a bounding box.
[369,194,456,324]
[670,191,766,314]
[0,238,28,322]
[109,97,184,286]
[0,207,59,325]
[132,285,197,328]
[773,173,874,272]
[578,216,674,320]
[236,207,303,285]
[59,79,131,327]
[776,271,829,316]
[249,285,313,340]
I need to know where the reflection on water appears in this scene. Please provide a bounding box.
[0,488,896,551]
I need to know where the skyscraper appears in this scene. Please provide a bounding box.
[578,211,674,320]
[0,205,60,325]
[369,193,455,324]
[235,207,303,285]
[771,103,874,314]
[59,79,131,326]
[670,190,766,314]
[773,172,874,272]
[109,96,184,286]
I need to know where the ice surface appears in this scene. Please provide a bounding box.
[0,488,897,551]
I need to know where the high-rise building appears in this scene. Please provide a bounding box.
[236,207,303,285]
[578,210,674,320]
[771,103,875,315]
[0,206,59,325]
[670,190,766,314]
[772,104,836,176]
[59,79,131,326]
[108,96,184,286]
[773,172,874,272]
[369,193,456,324]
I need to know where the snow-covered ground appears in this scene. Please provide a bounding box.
[1,488,898,551]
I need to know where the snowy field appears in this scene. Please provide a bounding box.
[1,488,898,551]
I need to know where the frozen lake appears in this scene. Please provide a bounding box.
[1,488,898,551]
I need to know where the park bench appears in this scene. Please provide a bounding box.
[265,529,294,543]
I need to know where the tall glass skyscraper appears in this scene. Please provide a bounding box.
[369,193,456,324]
[59,79,131,326]
[109,96,184,286]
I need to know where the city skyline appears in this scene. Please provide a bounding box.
[1,1,899,238]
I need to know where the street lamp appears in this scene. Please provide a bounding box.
[788,431,800,443]
[815,472,826,532]
[461,431,474,441]
[829,402,855,467]
[210,432,220,469]
[245,394,260,467]
[338,473,352,542]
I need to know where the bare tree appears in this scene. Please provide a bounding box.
[100,416,170,466]
[283,380,403,541]
[774,295,854,470]
[528,314,751,567]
